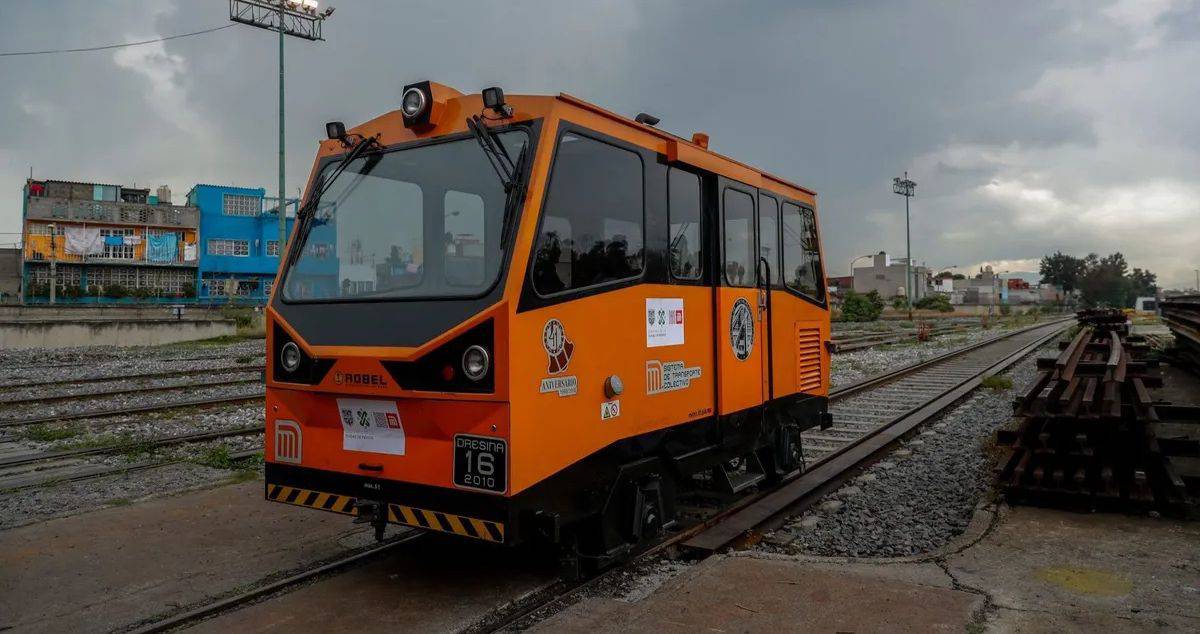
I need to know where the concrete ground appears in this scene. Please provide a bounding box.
[538,505,1200,633]
[0,476,556,634]
[0,479,370,633]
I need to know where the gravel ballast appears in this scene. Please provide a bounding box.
[830,321,1040,388]
[761,338,1057,558]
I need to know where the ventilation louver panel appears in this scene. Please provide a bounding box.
[796,327,823,393]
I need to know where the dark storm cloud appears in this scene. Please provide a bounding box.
[1,0,1197,286]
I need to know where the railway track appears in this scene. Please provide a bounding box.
[0,363,265,389]
[0,426,264,491]
[122,317,1071,633]
[0,373,263,406]
[0,392,264,429]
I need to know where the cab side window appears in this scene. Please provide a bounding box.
[782,202,825,300]
[668,168,703,280]
[758,194,781,287]
[723,189,755,287]
[532,133,644,295]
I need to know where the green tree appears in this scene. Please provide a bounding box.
[1078,252,1131,307]
[1039,251,1085,295]
[1127,267,1158,305]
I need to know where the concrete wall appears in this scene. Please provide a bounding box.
[0,304,241,321]
[0,318,236,349]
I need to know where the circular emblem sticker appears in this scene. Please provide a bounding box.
[542,319,574,374]
[729,298,755,361]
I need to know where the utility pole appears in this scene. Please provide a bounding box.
[892,173,917,320]
[48,223,56,305]
[229,0,333,247]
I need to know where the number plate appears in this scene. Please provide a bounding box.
[453,434,507,494]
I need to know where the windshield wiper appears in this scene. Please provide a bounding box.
[466,115,517,191]
[467,115,529,248]
[283,135,382,270]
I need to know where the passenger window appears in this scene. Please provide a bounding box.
[758,194,780,287]
[532,133,644,295]
[444,190,486,287]
[782,202,825,300]
[668,168,702,280]
[723,188,755,287]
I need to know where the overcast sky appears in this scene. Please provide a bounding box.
[1,1,1197,288]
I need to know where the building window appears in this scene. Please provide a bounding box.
[266,240,280,256]
[531,133,644,295]
[668,168,702,281]
[207,239,250,257]
[222,194,260,217]
[99,228,136,260]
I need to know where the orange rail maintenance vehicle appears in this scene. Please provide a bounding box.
[265,81,830,567]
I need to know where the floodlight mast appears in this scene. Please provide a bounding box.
[228,0,332,254]
[892,172,917,320]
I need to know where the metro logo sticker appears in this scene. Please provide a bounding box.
[646,360,703,395]
[338,398,405,456]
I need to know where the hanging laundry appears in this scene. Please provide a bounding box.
[64,227,103,255]
[123,235,142,246]
[146,234,179,262]
[104,235,124,246]
[183,243,197,262]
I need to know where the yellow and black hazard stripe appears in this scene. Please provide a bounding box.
[266,484,505,543]
[267,484,359,516]
[386,503,505,543]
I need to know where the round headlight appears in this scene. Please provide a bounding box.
[401,87,426,118]
[462,345,490,381]
[280,341,302,372]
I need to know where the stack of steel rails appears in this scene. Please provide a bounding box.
[1161,295,1200,372]
[995,316,1200,516]
[1075,307,1130,332]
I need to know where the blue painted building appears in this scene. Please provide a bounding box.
[186,184,296,303]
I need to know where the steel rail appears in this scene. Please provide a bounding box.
[0,363,266,389]
[125,531,424,634]
[0,424,264,469]
[0,392,265,428]
[0,376,263,406]
[0,447,262,493]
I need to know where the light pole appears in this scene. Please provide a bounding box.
[229,0,334,248]
[893,173,917,320]
[1195,268,1199,293]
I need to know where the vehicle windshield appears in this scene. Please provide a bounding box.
[282,132,527,302]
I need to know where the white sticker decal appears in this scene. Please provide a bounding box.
[601,400,621,420]
[274,419,302,464]
[540,376,579,397]
[646,298,685,348]
[338,398,405,456]
[646,360,703,395]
